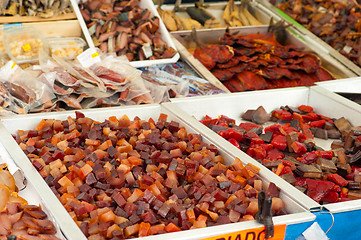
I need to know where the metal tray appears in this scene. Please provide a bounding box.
[70,0,180,68]
[256,0,361,76]
[171,25,356,91]
[0,104,315,240]
[165,86,361,215]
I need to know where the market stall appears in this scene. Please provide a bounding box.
[0,0,361,240]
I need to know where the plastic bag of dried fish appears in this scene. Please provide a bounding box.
[89,54,153,104]
[141,68,189,100]
[0,61,56,113]
[1,0,73,17]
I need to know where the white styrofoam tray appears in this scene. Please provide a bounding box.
[70,0,180,68]
[316,77,361,93]
[165,86,361,214]
[0,104,315,240]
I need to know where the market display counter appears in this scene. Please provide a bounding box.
[1,0,361,239]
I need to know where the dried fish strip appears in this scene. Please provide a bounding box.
[79,0,177,61]
[1,0,73,17]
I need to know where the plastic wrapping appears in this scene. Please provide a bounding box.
[89,53,153,104]
[141,62,225,102]
[0,52,9,67]
[32,50,153,111]
[3,26,48,64]
[0,60,56,113]
[47,37,86,60]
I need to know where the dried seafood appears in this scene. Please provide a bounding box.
[192,26,334,92]
[274,0,361,67]
[79,0,177,61]
[0,0,73,17]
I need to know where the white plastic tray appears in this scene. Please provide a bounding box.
[165,86,361,214]
[0,103,315,240]
[316,77,361,93]
[0,143,65,239]
[70,0,179,68]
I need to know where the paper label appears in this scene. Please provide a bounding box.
[200,224,286,240]
[22,44,31,52]
[77,48,101,68]
[0,60,19,80]
[91,52,99,58]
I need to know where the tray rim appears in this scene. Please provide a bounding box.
[0,103,316,240]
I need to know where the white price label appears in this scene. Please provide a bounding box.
[0,60,19,80]
[77,48,101,68]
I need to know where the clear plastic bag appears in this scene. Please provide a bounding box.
[141,67,190,101]
[89,53,153,104]
[145,63,225,96]
[0,61,56,113]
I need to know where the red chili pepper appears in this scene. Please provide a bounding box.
[247,147,267,160]
[228,138,241,149]
[227,129,243,141]
[218,128,243,141]
[327,173,348,187]
[209,118,220,126]
[280,166,293,176]
[316,151,333,160]
[265,124,283,135]
[219,115,236,125]
[346,171,355,180]
[309,120,326,128]
[218,130,229,139]
[272,109,293,120]
[332,184,341,192]
[282,125,298,134]
[218,122,229,127]
[318,114,334,125]
[298,105,314,113]
[200,115,212,126]
[295,177,307,187]
[300,123,314,139]
[340,187,348,198]
[298,151,318,164]
[239,122,262,131]
[250,137,265,145]
[267,148,285,161]
[281,159,295,168]
[356,136,361,143]
[302,112,319,122]
[297,132,307,142]
[322,191,339,203]
[292,112,304,124]
[271,135,287,151]
[244,131,259,140]
[306,179,335,203]
[252,143,273,152]
[291,141,307,156]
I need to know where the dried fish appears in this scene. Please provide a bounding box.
[1,0,73,17]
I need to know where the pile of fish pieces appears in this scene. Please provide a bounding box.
[274,0,361,67]
[0,0,73,17]
[193,30,334,92]
[80,0,177,61]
